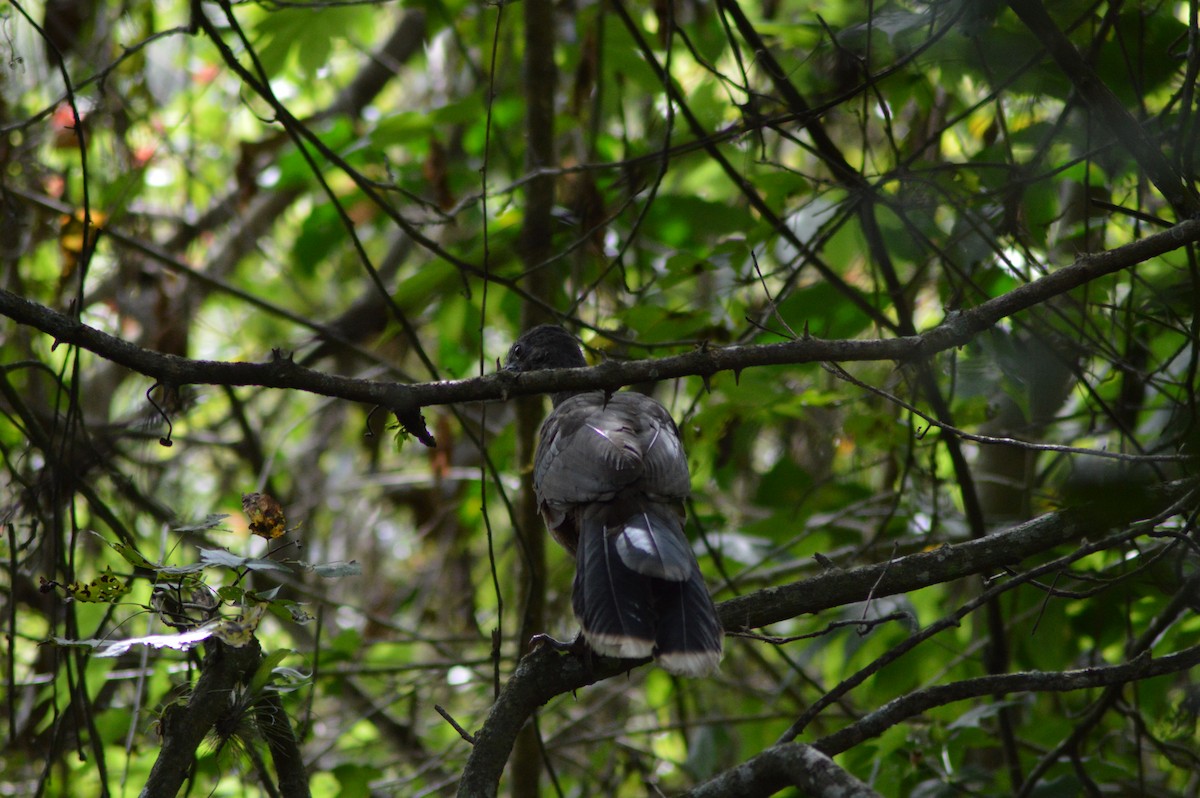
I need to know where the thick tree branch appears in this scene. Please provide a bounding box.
[140,639,264,798]
[456,644,620,798]
[718,479,1193,632]
[683,742,881,798]
[257,690,311,798]
[2,217,1198,430]
[322,9,427,120]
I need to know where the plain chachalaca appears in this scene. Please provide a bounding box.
[504,325,723,676]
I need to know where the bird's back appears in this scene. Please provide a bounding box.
[533,390,690,551]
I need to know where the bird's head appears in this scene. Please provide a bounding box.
[503,325,588,373]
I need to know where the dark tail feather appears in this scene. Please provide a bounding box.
[573,507,656,660]
[652,570,723,677]
[574,503,724,675]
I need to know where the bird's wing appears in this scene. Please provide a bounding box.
[534,392,691,507]
[629,395,692,502]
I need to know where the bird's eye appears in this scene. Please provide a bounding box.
[510,343,524,358]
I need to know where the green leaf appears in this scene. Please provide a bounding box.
[89,531,157,569]
[172,514,230,534]
[309,560,363,578]
[61,567,128,603]
[370,100,480,147]
[253,6,369,78]
[198,547,293,575]
[294,202,345,277]
[274,118,356,190]
[158,562,206,576]
[249,648,293,694]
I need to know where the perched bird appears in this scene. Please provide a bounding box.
[504,325,723,676]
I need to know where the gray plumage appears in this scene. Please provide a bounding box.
[505,325,723,676]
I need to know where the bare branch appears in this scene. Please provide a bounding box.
[815,644,1200,757]
[2,217,1198,422]
[683,742,882,798]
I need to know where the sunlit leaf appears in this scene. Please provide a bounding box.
[53,626,215,657]
[308,560,363,578]
[173,514,230,534]
[57,567,128,603]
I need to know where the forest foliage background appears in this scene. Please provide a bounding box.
[2,0,1200,796]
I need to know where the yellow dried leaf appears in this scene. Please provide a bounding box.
[242,492,287,540]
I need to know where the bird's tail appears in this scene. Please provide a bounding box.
[650,570,724,677]
[573,501,723,676]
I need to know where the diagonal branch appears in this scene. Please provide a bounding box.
[814,643,1200,758]
[719,479,1194,632]
[683,741,881,798]
[1,218,1197,426]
